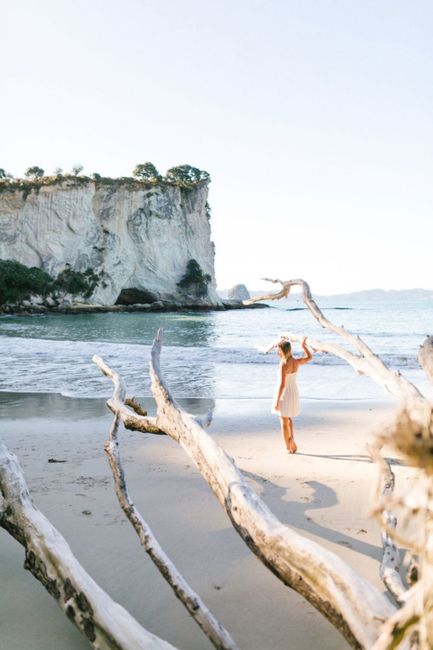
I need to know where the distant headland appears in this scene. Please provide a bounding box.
[0,163,221,313]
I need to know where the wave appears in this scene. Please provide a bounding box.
[0,335,421,367]
[0,334,423,400]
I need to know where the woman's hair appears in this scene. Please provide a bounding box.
[277,339,292,359]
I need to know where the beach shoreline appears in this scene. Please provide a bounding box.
[0,393,409,649]
[0,300,269,317]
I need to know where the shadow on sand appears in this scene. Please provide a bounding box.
[296,452,406,466]
[242,470,383,561]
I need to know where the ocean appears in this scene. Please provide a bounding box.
[1,295,432,405]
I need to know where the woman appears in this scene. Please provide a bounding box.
[272,336,312,453]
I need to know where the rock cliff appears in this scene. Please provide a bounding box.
[0,178,221,306]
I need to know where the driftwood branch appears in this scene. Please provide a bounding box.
[96,333,397,648]
[371,592,420,650]
[104,411,238,650]
[418,336,433,386]
[245,278,425,412]
[368,441,406,602]
[92,279,433,648]
[94,355,165,434]
[0,442,177,650]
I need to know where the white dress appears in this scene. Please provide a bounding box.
[272,371,300,417]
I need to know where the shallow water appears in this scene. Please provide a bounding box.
[1,296,432,401]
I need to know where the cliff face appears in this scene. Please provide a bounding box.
[0,180,221,305]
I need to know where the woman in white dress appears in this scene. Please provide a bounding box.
[272,336,312,453]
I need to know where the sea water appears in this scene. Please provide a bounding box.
[0,296,432,403]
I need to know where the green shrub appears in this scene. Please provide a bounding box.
[132,162,161,182]
[165,165,210,188]
[0,259,53,305]
[0,259,103,306]
[0,163,212,198]
[54,266,99,298]
[25,166,45,179]
[177,259,211,297]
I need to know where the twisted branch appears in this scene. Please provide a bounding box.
[104,407,238,650]
[0,442,177,650]
[95,332,397,649]
[245,278,425,411]
[418,337,433,386]
[368,441,406,602]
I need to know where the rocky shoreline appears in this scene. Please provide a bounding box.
[0,299,268,317]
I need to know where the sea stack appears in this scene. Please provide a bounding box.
[228,284,250,301]
[0,174,221,307]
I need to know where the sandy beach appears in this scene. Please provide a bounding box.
[0,392,412,650]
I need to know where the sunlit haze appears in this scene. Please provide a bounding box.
[2,0,432,294]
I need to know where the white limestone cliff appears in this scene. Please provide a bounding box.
[0,180,221,305]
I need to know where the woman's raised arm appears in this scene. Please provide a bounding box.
[297,336,313,366]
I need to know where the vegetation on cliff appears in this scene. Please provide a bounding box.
[0,260,100,306]
[0,162,211,200]
[0,258,213,307]
[177,259,211,298]
[0,260,53,305]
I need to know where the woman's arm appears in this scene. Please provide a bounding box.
[297,336,313,366]
[273,364,287,410]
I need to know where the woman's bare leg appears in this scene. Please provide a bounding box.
[281,417,297,453]
[288,418,297,453]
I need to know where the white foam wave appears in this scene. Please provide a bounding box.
[0,334,422,400]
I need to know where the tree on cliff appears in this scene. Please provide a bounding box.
[165,164,210,187]
[177,259,211,298]
[24,166,45,179]
[71,163,84,176]
[54,265,100,299]
[0,260,53,305]
[132,162,161,182]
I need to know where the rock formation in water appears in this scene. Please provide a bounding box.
[228,284,250,301]
[0,175,220,306]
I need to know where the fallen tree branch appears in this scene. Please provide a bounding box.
[95,334,397,648]
[104,412,239,650]
[418,337,433,386]
[94,355,165,435]
[368,441,406,602]
[371,586,421,650]
[149,330,399,647]
[0,442,177,650]
[245,278,425,412]
[94,279,433,647]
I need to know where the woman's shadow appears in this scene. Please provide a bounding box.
[242,469,382,561]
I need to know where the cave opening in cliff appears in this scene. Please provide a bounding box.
[115,288,159,305]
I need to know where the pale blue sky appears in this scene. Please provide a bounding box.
[2,0,432,293]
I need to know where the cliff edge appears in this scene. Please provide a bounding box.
[0,176,221,306]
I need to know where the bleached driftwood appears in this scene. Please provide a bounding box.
[91,278,433,647]
[370,411,433,649]
[96,358,164,435]
[368,441,406,602]
[0,442,177,650]
[246,279,433,646]
[95,335,397,649]
[419,337,433,386]
[103,400,238,650]
[371,594,421,650]
[245,278,426,414]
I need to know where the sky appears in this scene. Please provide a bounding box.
[1,0,432,294]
